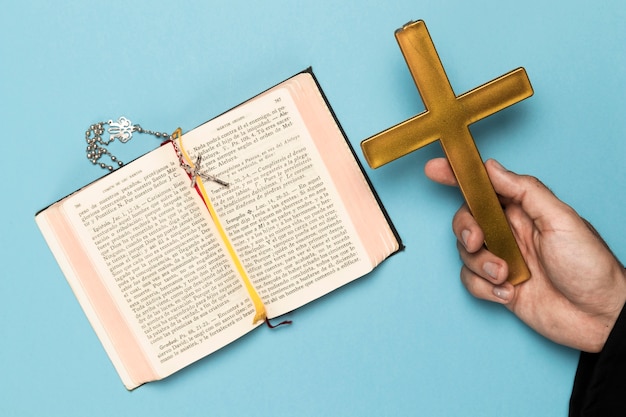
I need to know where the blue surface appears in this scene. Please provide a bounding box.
[2,1,624,416]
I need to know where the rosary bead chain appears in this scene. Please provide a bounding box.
[85,121,125,171]
[84,116,228,187]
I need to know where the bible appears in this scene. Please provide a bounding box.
[35,70,401,390]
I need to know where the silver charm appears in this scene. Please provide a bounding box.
[107,117,135,143]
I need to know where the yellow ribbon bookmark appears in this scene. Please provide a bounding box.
[173,129,267,324]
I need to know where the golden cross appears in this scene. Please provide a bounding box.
[361,20,532,285]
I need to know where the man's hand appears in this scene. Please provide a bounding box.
[425,158,626,352]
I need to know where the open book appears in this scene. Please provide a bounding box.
[35,70,401,390]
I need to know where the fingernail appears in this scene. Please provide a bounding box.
[461,229,470,248]
[493,285,511,301]
[483,262,501,280]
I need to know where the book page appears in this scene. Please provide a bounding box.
[181,74,383,317]
[58,145,261,381]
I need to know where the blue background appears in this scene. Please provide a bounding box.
[2,1,624,416]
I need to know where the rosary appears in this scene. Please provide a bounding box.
[85,117,228,187]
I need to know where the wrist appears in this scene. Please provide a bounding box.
[593,267,626,352]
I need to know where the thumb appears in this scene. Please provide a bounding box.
[485,159,568,223]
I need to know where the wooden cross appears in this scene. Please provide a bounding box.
[361,20,532,285]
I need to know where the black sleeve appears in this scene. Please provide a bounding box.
[569,304,626,416]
